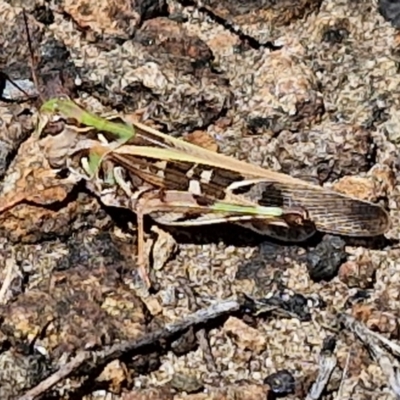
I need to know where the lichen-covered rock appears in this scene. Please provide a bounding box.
[193,0,323,43]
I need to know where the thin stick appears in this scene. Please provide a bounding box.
[22,8,43,104]
[306,337,337,400]
[136,205,151,288]
[339,313,400,397]
[18,352,88,400]
[18,299,241,400]
[0,258,16,305]
[336,349,351,400]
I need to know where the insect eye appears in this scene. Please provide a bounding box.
[55,168,70,179]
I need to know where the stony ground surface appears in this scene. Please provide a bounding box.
[1,0,400,399]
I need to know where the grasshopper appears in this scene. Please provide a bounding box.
[39,98,390,238]
[9,9,390,288]
[37,100,309,287]
[35,98,390,289]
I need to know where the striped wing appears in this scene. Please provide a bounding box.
[231,180,390,237]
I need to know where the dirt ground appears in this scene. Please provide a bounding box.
[1,0,400,399]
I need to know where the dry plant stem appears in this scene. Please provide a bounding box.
[306,343,337,400]
[18,352,88,400]
[336,349,351,400]
[338,313,400,397]
[0,258,16,305]
[135,206,151,288]
[337,313,400,357]
[18,299,242,400]
[22,8,42,103]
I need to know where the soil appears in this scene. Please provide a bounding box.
[1,0,400,399]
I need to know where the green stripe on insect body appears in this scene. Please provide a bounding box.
[209,202,284,217]
[40,99,135,143]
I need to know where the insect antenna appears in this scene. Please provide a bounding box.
[22,7,44,105]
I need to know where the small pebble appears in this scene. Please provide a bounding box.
[305,235,348,282]
[264,369,296,396]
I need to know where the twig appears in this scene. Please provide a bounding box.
[22,8,43,104]
[338,313,400,398]
[18,352,88,400]
[97,299,240,363]
[306,336,337,400]
[336,348,351,400]
[0,258,16,305]
[18,299,241,400]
